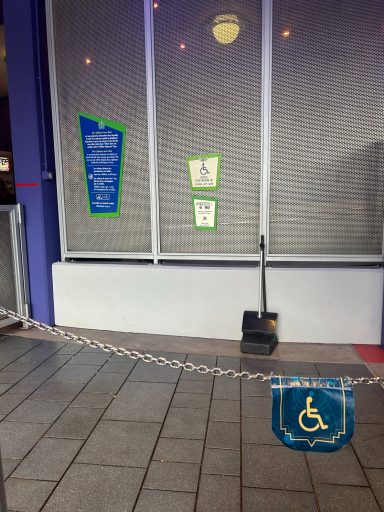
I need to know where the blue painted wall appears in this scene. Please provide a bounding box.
[3,0,60,324]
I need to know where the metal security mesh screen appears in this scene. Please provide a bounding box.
[270,0,384,255]
[52,0,152,253]
[0,211,17,316]
[154,0,262,254]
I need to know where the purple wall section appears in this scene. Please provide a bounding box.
[3,0,60,324]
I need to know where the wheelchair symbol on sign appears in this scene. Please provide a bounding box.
[200,159,209,176]
[298,396,328,432]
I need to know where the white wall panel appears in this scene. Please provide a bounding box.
[53,262,383,344]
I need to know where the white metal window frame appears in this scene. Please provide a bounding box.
[46,0,384,264]
[0,205,30,329]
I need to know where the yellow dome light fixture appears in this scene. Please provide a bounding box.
[212,14,241,45]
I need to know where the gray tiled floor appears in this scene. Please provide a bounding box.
[0,333,383,512]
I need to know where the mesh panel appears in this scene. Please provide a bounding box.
[0,211,17,316]
[154,0,262,254]
[270,0,384,255]
[52,0,152,253]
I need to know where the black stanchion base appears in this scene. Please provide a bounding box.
[240,332,278,356]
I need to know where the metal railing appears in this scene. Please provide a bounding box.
[0,205,30,330]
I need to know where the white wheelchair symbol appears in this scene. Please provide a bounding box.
[298,396,328,432]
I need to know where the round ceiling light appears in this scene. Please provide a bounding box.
[212,14,241,45]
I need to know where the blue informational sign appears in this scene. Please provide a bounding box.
[78,112,126,217]
[271,376,354,452]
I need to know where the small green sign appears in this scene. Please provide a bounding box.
[78,112,126,217]
[192,196,218,231]
[187,153,221,191]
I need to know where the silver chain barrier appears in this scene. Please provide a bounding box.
[1,307,383,385]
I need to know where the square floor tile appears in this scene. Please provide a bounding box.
[76,420,160,467]
[176,380,213,394]
[45,407,104,439]
[55,344,83,355]
[242,417,282,445]
[0,371,26,384]
[104,382,175,423]
[206,421,240,450]
[127,360,181,383]
[144,461,200,492]
[153,438,204,463]
[12,437,83,481]
[209,400,240,422]
[0,393,28,415]
[354,384,384,424]
[41,464,145,512]
[83,372,127,394]
[202,448,240,476]
[6,400,68,423]
[5,478,56,512]
[134,489,195,512]
[242,396,271,418]
[172,393,210,409]
[37,341,65,351]
[79,346,108,354]
[243,487,317,512]
[0,352,28,371]
[282,362,319,377]
[70,392,113,409]
[29,382,85,402]
[0,383,12,395]
[196,475,240,512]
[241,359,283,375]
[99,361,136,374]
[216,357,240,372]
[41,355,72,367]
[180,355,217,382]
[212,378,240,400]
[16,347,59,364]
[0,421,48,458]
[241,380,271,397]
[307,445,367,486]
[366,469,384,510]
[2,361,40,374]
[2,458,20,479]
[242,445,312,491]
[7,375,47,394]
[28,366,60,379]
[316,484,381,512]
[161,408,209,439]
[67,352,110,366]
[352,423,384,468]
[48,365,99,384]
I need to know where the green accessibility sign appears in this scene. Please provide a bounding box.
[78,112,126,217]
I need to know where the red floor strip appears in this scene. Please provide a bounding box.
[16,182,39,187]
[354,344,384,363]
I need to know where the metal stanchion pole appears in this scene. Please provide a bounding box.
[0,446,7,512]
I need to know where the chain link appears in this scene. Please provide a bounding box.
[1,307,383,385]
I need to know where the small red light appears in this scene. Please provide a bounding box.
[179,42,186,50]
[153,2,159,9]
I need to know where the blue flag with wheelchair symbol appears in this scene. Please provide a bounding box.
[271,376,354,452]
